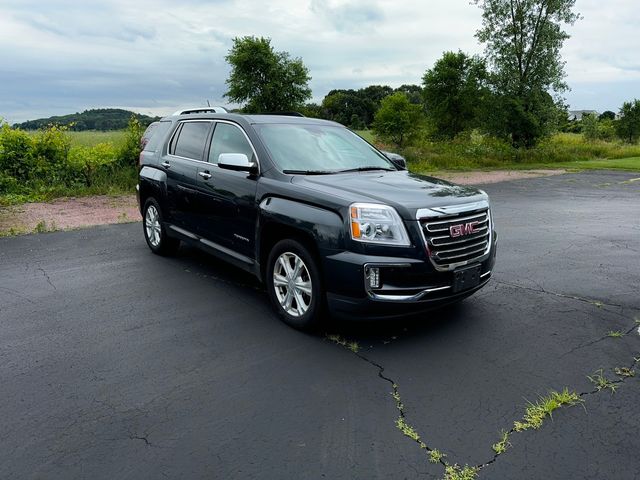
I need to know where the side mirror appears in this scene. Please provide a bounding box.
[218,153,257,173]
[383,151,407,170]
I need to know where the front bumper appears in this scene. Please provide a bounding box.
[323,235,496,320]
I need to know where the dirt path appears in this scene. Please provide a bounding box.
[0,195,141,235]
[0,169,566,235]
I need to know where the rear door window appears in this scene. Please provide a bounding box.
[172,121,212,160]
[208,123,255,164]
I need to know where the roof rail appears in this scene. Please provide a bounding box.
[260,111,305,117]
[172,106,228,116]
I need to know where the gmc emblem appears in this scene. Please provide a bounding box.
[450,221,479,238]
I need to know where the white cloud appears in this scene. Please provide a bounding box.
[0,0,638,123]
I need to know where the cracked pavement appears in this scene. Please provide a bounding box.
[0,170,638,479]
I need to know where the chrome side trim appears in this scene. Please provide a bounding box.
[169,225,198,240]
[200,238,253,265]
[167,224,254,265]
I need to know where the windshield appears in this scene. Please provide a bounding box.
[255,123,396,173]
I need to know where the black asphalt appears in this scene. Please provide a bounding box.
[1,170,639,479]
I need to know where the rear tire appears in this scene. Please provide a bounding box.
[143,198,180,256]
[266,239,324,330]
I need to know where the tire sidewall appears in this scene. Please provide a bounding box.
[266,239,323,330]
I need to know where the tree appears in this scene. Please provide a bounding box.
[473,0,580,147]
[616,100,640,143]
[372,93,425,147]
[224,36,312,113]
[422,51,489,139]
[599,110,616,121]
[581,113,599,141]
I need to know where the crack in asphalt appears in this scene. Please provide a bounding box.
[38,267,56,291]
[129,434,153,447]
[494,280,624,309]
[327,304,640,480]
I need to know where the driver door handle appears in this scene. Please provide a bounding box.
[198,171,212,180]
[161,161,171,169]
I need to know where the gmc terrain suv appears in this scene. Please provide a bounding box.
[137,112,496,329]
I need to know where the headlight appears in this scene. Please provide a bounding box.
[350,203,410,246]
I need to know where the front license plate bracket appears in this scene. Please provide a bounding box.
[453,265,481,293]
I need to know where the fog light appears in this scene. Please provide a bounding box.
[366,266,380,289]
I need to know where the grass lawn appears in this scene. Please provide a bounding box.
[354,129,375,143]
[411,157,640,175]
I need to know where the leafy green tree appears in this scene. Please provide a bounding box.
[599,110,616,121]
[473,0,581,147]
[616,99,640,143]
[422,51,489,139]
[372,92,425,147]
[394,85,424,105]
[224,36,312,113]
[581,113,599,141]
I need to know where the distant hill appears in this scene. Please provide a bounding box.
[13,108,160,131]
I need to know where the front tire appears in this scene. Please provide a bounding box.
[143,198,180,256]
[266,239,323,330]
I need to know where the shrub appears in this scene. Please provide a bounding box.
[118,116,143,167]
[68,143,119,187]
[0,123,34,181]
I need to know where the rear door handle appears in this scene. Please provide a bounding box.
[198,171,212,180]
[161,161,171,169]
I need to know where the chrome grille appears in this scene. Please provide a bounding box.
[420,208,491,270]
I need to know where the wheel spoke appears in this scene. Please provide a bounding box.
[273,274,288,287]
[293,289,307,314]
[295,280,312,296]
[284,289,293,311]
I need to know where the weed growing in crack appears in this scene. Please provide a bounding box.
[492,430,511,455]
[429,449,446,464]
[513,388,582,432]
[444,464,479,480]
[396,417,422,444]
[326,334,360,353]
[614,367,635,378]
[606,330,625,338]
[587,369,618,393]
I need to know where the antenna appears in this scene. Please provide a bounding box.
[206,99,211,107]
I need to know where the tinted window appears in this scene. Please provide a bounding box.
[143,121,171,152]
[208,123,254,164]
[172,122,211,160]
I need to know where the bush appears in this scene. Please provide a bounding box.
[0,119,141,203]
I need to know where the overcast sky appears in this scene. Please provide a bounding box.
[1,0,638,123]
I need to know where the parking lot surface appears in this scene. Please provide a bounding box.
[1,170,638,479]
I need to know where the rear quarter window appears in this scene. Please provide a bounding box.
[143,121,171,152]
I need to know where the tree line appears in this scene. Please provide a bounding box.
[224,0,640,148]
[14,109,158,132]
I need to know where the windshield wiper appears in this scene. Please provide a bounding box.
[282,169,336,175]
[336,166,395,173]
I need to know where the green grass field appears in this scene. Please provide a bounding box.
[66,130,126,147]
[26,130,127,147]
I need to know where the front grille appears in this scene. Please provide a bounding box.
[420,208,491,270]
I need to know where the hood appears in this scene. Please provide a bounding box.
[291,170,487,220]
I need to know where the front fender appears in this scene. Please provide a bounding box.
[258,197,346,252]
